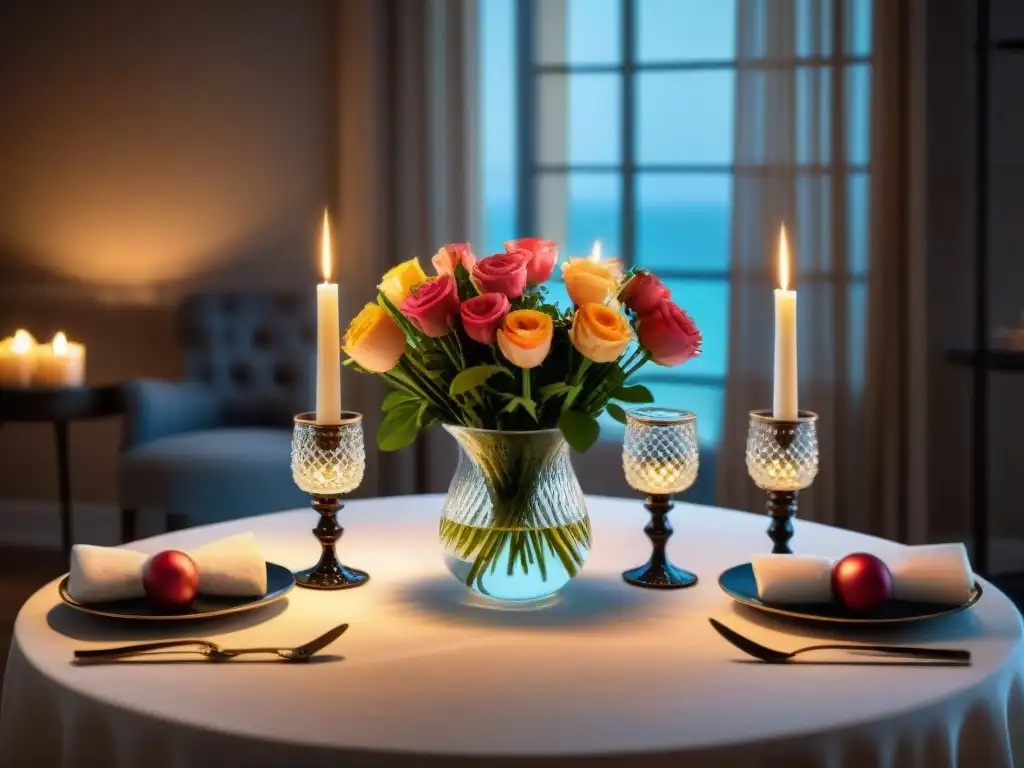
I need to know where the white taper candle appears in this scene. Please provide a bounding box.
[316,211,342,425]
[773,225,798,420]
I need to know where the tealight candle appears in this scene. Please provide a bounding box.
[0,329,37,388]
[34,332,86,387]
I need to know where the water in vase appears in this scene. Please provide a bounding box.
[440,519,591,603]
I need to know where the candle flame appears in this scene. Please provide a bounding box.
[589,240,602,262]
[52,331,68,356]
[11,329,34,355]
[777,224,791,291]
[320,209,332,282]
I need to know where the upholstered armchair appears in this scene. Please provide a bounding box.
[119,294,315,539]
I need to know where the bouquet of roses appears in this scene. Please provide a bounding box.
[341,238,702,452]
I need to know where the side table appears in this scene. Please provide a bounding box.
[0,385,124,555]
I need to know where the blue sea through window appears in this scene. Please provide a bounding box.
[478,0,871,460]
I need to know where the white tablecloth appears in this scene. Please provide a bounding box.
[2,495,1022,768]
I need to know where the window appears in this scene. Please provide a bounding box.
[479,0,872,467]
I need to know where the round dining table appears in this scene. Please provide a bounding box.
[2,495,1022,767]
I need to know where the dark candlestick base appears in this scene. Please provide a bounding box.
[294,495,369,590]
[765,490,798,554]
[622,494,698,589]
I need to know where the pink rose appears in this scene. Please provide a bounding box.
[432,243,476,276]
[504,238,558,284]
[460,292,511,344]
[472,252,529,299]
[638,302,702,366]
[621,270,671,315]
[400,275,460,338]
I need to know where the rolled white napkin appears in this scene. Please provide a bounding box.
[751,555,835,604]
[750,543,975,605]
[68,533,267,603]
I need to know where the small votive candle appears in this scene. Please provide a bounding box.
[34,332,86,387]
[0,329,38,388]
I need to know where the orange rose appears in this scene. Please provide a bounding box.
[496,310,553,369]
[342,304,407,372]
[570,303,632,363]
[561,258,622,306]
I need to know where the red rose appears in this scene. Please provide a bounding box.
[638,302,702,366]
[504,238,558,284]
[460,292,511,344]
[472,252,529,299]
[400,275,460,338]
[621,270,671,315]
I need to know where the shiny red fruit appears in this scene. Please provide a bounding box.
[143,550,199,610]
[832,552,893,613]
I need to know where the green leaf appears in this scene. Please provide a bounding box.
[377,403,421,451]
[539,382,575,402]
[611,384,654,404]
[606,403,628,424]
[450,364,512,396]
[558,410,600,453]
[382,390,420,412]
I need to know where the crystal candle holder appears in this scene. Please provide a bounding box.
[620,407,699,589]
[746,409,819,554]
[290,411,369,589]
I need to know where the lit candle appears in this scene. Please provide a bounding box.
[773,225,798,420]
[589,240,602,261]
[0,329,37,388]
[316,210,342,425]
[34,332,86,387]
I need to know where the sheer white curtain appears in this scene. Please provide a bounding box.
[717,0,919,539]
[336,0,478,496]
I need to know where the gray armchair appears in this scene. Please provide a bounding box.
[119,293,316,539]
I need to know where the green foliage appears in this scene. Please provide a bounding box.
[606,403,628,424]
[382,390,419,412]
[377,401,423,451]
[450,364,512,396]
[558,410,600,453]
[611,384,654,404]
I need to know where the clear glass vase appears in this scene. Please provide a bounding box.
[439,426,590,605]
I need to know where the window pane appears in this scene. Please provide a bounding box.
[629,380,726,447]
[537,0,621,65]
[538,73,621,165]
[796,66,831,165]
[649,279,730,378]
[536,172,622,259]
[796,173,831,272]
[637,174,732,272]
[479,0,517,252]
[845,0,872,56]
[848,172,868,277]
[795,0,833,58]
[846,64,870,165]
[636,72,735,165]
[848,281,866,394]
[637,0,736,62]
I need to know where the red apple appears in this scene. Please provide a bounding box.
[143,550,199,610]
[832,553,893,613]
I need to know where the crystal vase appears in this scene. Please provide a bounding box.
[439,426,591,605]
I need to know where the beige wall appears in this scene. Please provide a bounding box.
[0,0,333,507]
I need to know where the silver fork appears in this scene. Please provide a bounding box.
[74,622,349,663]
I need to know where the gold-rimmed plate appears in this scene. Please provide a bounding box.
[719,563,982,625]
[58,562,295,621]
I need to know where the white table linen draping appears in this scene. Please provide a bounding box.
[2,495,1022,768]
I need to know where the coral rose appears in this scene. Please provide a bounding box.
[621,270,671,315]
[400,275,460,338]
[378,258,428,305]
[342,304,407,372]
[460,292,510,345]
[561,258,621,306]
[570,303,633,363]
[504,238,558,284]
[496,310,553,369]
[473,252,529,299]
[638,302,702,366]
[432,243,476,276]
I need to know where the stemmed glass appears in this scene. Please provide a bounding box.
[621,407,699,589]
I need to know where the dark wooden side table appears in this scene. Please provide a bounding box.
[0,385,124,555]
